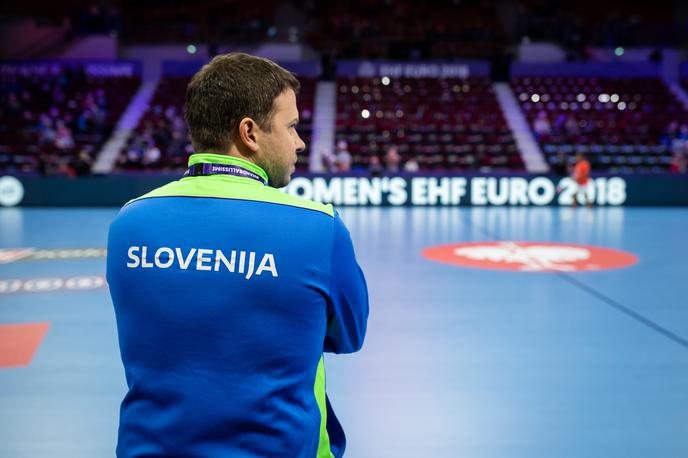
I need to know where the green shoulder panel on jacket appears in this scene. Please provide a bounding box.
[126,176,334,217]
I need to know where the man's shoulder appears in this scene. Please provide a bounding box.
[124,178,335,218]
[123,180,184,206]
[259,186,335,217]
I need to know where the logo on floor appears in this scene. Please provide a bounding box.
[422,241,637,272]
[0,276,106,295]
[0,248,106,264]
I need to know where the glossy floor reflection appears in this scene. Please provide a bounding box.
[1,207,687,457]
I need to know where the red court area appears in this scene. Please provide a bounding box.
[0,322,50,368]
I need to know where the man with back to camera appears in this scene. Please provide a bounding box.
[106,53,369,458]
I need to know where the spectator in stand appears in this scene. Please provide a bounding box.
[335,140,352,172]
[404,157,419,172]
[168,116,189,156]
[54,121,75,150]
[123,141,144,169]
[142,140,162,166]
[320,148,337,172]
[72,150,94,177]
[384,145,401,172]
[669,151,687,173]
[54,155,74,176]
[368,155,383,176]
[37,152,66,176]
[665,120,679,138]
[533,111,551,138]
[38,115,57,145]
[564,115,579,136]
[6,92,21,116]
[669,124,688,156]
[679,124,688,142]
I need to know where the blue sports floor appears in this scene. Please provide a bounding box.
[1,206,687,457]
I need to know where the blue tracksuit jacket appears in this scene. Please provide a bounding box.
[106,153,369,457]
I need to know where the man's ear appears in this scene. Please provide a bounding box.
[238,117,260,153]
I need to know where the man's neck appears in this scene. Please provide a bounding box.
[220,146,257,165]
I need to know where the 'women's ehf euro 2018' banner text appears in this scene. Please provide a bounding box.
[283,176,628,206]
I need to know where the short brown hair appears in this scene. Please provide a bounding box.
[184,52,300,153]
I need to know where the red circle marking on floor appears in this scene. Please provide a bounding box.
[422,241,638,272]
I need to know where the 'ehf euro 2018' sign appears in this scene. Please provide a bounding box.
[336,60,491,78]
[284,176,628,206]
[0,61,141,77]
[1,174,685,207]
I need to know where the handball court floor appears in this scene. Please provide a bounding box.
[0,206,687,458]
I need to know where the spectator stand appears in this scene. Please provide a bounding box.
[114,59,319,173]
[511,62,688,174]
[334,59,522,173]
[667,61,688,174]
[0,60,141,176]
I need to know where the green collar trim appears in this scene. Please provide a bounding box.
[187,153,270,185]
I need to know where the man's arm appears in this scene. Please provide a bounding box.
[324,212,369,354]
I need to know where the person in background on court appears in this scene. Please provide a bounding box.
[572,152,592,208]
[107,52,369,458]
